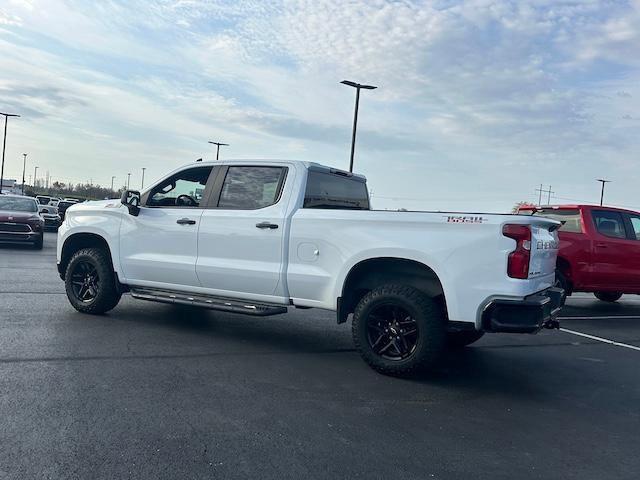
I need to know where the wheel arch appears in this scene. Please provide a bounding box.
[556,255,573,292]
[337,257,447,324]
[59,233,117,281]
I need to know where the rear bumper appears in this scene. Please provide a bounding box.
[482,287,565,333]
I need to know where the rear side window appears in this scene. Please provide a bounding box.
[592,210,626,239]
[627,215,640,240]
[532,209,582,233]
[304,171,370,210]
[218,166,286,209]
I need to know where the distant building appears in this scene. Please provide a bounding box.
[0,179,22,195]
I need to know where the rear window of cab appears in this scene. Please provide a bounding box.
[522,209,582,233]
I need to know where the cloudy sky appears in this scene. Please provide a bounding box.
[0,0,638,211]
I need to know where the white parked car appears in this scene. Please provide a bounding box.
[57,160,563,375]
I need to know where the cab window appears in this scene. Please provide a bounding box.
[532,209,582,233]
[627,215,640,240]
[147,167,213,207]
[592,210,626,239]
[217,166,286,209]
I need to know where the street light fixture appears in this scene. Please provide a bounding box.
[21,153,27,195]
[141,167,146,189]
[127,173,131,189]
[340,80,377,173]
[0,112,20,194]
[111,176,116,193]
[597,179,611,206]
[33,166,38,189]
[208,141,229,161]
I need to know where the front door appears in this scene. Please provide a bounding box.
[196,165,290,302]
[119,165,214,289]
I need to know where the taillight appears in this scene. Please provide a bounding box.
[503,224,531,279]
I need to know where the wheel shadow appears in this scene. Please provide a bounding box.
[99,301,571,398]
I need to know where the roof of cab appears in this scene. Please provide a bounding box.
[519,204,640,215]
[183,158,367,181]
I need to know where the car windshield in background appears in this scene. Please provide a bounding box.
[0,197,38,212]
[529,209,582,233]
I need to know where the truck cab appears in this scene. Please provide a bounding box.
[519,204,640,302]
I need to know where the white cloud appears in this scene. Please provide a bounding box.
[0,0,638,210]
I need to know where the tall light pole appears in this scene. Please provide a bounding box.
[340,80,377,173]
[208,141,229,161]
[141,167,146,189]
[33,166,38,189]
[111,176,116,193]
[597,179,611,206]
[0,112,20,194]
[127,172,131,189]
[21,153,27,195]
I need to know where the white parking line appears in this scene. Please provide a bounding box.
[558,315,640,320]
[559,315,640,320]
[560,328,640,352]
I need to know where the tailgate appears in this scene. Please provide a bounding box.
[528,221,560,278]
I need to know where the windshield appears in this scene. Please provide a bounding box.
[0,197,38,212]
[529,208,582,233]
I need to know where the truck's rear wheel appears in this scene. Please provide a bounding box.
[446,330,484,348]
[352,284,446,376]
[65,248,121,314]
[594,291,622,303]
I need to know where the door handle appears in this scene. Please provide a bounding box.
[255,222,278,229]
[595,243,608,248]
[176,218,196,225]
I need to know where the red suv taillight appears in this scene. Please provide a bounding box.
[503,224,531,279]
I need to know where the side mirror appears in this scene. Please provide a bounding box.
[121,190,141,216]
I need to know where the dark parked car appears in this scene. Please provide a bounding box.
[0,195,44,249]
[38,204,62,231]
[57,200,78,221]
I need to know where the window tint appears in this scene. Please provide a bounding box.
[0,197,38,212]
[304,170,370,210]
[147,167,212,207]
[532,209,582,233]
[218,166,285,209]
[628,215,640,240]
[592,210,626,239]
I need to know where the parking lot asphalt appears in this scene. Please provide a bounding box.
[1,233,639,480]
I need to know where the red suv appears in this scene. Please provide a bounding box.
[518,204,640,302]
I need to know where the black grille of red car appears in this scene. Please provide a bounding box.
[0,222,31,233]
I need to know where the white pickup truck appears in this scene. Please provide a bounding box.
[57,160,564,375]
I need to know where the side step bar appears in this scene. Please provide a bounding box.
[129,287,288,317]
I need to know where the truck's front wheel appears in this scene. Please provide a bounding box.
[352,284,446,376]
[65,248,121,314]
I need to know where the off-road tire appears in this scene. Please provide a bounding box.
[594,291,623,303]
[352,284,446,376]
[446,330,485,348]
[33,232,44,250]
[65,247,121,314]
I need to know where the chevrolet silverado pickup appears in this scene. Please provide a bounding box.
[519,204,640,302]
[57,160,563,375]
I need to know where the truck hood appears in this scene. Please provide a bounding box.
[67,199,123,213]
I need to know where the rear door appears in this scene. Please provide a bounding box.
[196,165,291,302]
[589,209,634,289]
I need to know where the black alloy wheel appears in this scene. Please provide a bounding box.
[366,304,419,361]
[70,260,101,303]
